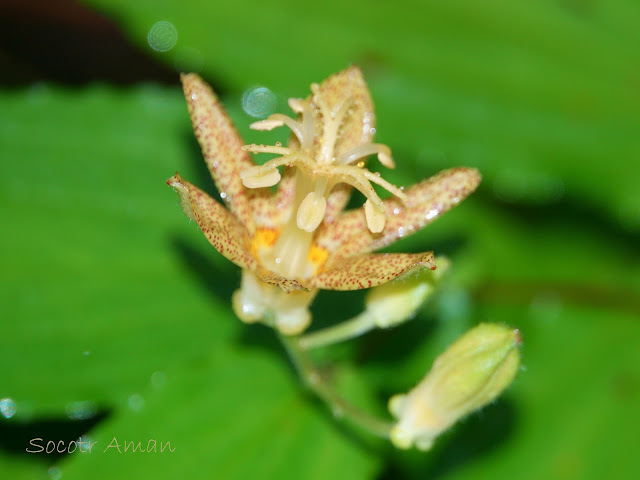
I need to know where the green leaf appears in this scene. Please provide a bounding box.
[0,84,242,413]
[59,342,381,480]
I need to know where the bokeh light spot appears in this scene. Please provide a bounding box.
[147,21,178,52]
[242,86,277,118]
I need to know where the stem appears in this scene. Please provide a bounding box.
[278,332,393,439]
[298,312,375,350]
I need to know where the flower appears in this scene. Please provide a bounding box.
[168,67,480,335]
[388,323,522,451]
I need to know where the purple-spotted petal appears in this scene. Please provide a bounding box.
[167,173,258,272]
[307,252,436,291]
[256,268,308,294]
[182,74,281,233]
[313,66,375,159]
[315,168,481,260]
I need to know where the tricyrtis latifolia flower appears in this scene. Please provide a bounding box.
[168,67,480,335]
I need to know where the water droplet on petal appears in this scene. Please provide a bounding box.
[425,208,439,220]
[393,207,400,215]
[397,227,405,237]
[220,192,227,199]
[0,398,16,419]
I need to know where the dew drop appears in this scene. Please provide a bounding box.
[65,401,97,420]
[369,127,376,135]
[425,208,439,220]
[397,227,405,237]
[48,466,62,480]
[220,192,227,199]
[393,207,400,215]
[0,398,16,419]
[242,86,277,118]
[147,21,178,52]
[128,394,145,412]
[191,93,197,100]
[275,257,281,264]
[399,185,405,191]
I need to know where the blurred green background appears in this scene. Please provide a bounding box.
[1,0,639,479]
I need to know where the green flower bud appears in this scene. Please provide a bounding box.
[388,323,521,451]
[365,257,450,329]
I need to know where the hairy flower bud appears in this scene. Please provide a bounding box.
[389,323,521,450]
[364,257,449,328]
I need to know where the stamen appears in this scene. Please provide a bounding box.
[330,165,384,208]
[240,165,281,188]
[250,118,284,131]
[251,114,307,146]
[362,170,407,201]
[297,192,327,232]
[337,143,395,168]
[288,98,305,113]
[242,144,292,156]
[364,199,386,233]
[240,154,315,189]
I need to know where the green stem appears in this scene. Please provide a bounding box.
[298,312,375,350]
[278,332,393,439]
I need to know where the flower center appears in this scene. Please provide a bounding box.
[240,85,406,235]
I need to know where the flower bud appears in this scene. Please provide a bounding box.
[365,257,449,329]
[388,323,521,451]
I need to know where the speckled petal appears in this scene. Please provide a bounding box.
[314,66,375,161]
[167,173,258,272]
[308,252,436,291]
[256,268,308,293]
[182,74,279,233]
[316,168,481,260]
[323,183,352,225]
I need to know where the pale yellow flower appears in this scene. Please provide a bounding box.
[168,67,480,334]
